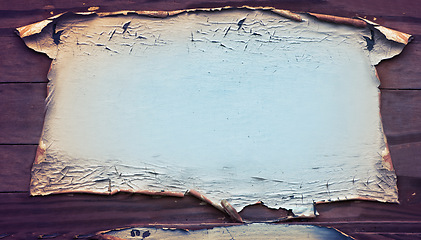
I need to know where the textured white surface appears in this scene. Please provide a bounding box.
[23,9,404,216]
[103,223,352,239]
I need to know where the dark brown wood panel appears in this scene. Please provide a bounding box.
[0,83,46,144]
[0,192,230,239]
[381,90,421,144]
[310,196,421,222]
[0,0,420,239]
[352,233,421,240]
[1,192,421,239]
[0,145,36,192]
[0,12,51,33]
[378,41,421,89]
[389,143,421,178]
[0,37,51,83]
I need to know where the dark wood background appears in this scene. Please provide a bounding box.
[1,1,420,239]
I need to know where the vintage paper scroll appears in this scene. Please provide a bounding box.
[18,7,411,216]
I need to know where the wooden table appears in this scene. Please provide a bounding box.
[1,1,420,239]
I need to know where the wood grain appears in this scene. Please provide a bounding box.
[378,41,421,89]
[0,83,46,144]
[0,145,36,192]
[381,90,421,144]
[389,143,421,178]
[0,0,420,239]
[0,192,230,239]
[0,37,51,83]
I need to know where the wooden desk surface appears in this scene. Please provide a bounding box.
[1,1,420,239]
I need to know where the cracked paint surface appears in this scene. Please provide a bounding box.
[18,8,409,216]
[97,223,353,239]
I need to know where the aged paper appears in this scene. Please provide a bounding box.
[18,7,410,216]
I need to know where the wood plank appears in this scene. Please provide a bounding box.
[0,145,36,192]
[0,1,420,239]
[0,10,51,32]
[389,143,421,178]
[0,192,230,239]
[0,83,46,144]
[378,41,421,90]
[352,233,421,240]
[0,36,51,83]
[374,17,421,37]
[350,233,394,240]
[396,176,421,206]
[373,15,421,90]
[1,191,421,239]
[310,199,421,222]
[381,90,421,145]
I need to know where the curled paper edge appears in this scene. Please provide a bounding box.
[16,6,306,39]
[20,6,411,218]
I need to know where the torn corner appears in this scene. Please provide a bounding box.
[362,18,413,45]
[374,25,413,44]
[16,12,69,38]
[16,19,54,38]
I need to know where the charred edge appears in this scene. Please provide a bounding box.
[38,189,186,198]
[270,9,302,22]
[308,13,367,28]
[109,189,185,197]
[96,7,303,22]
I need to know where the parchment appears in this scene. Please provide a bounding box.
[18,7,411,216]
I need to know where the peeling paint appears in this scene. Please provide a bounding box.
[95,223,354,239]
[17,7,411,217]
